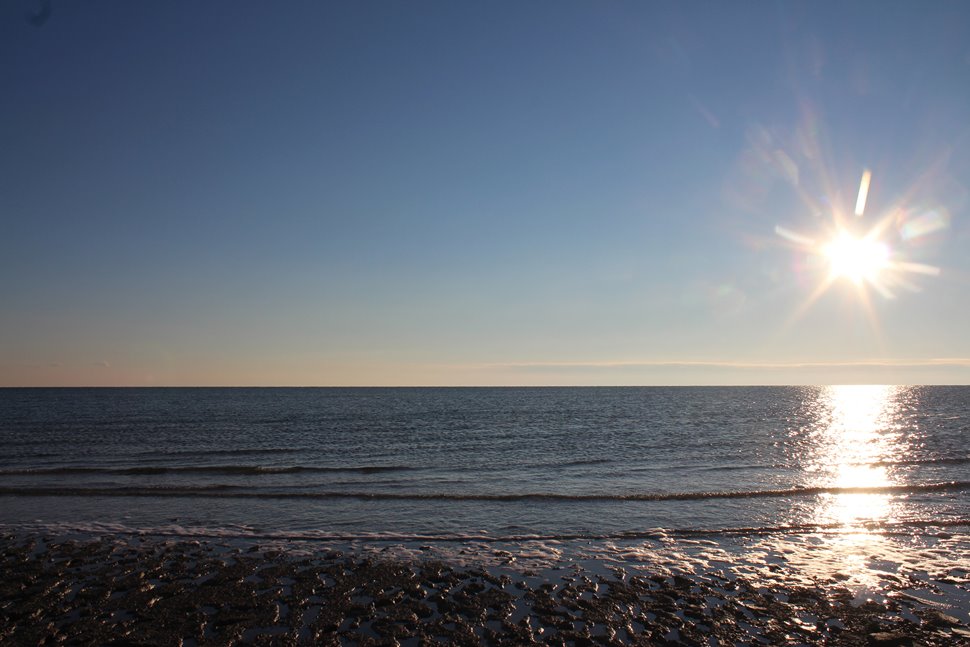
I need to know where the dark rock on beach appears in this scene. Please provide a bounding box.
[1,533,968,646]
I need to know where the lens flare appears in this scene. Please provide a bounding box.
[854,169,872,216]
[775,169,944,329]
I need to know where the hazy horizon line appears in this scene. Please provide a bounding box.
[3,383,969,389]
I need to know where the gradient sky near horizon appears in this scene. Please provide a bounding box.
[2,1,970,386]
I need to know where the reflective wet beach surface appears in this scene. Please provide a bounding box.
[3,532,969,646]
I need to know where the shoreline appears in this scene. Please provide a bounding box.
[3,533,969,646]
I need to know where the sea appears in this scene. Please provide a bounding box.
[2,385,969,608]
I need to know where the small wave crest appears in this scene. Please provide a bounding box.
[695,456,970,472]
[882,456,970,467]
[139,447,301,458]
[2,518,968,544]
[547,457,614,469]
[0,464,415,476]
[1,481,967,501]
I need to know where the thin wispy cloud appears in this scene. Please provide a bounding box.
[486,359,970,371]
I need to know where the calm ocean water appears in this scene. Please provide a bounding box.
[1,386,968,542]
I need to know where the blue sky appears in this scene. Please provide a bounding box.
[2,1,969,386]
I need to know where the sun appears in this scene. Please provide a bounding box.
[775,169,942,315]
[822,232,890,284]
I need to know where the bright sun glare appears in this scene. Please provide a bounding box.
[822,233,890,284]
[775,169,944,324]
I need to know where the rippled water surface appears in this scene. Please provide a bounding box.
[1,386,967,540]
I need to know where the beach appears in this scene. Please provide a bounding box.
[3,387,969,644]
[3,532,969,646]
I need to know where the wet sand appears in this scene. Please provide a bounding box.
[2,533,969,646]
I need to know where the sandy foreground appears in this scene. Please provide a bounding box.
[2,533,969,646]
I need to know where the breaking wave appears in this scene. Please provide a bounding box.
[1,481,967,501]
[1,518,968,544]
[0,464,415,476]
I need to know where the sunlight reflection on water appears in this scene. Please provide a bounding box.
[799,385,913,591]
[810,384,906,526]
[806,385,908,530]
